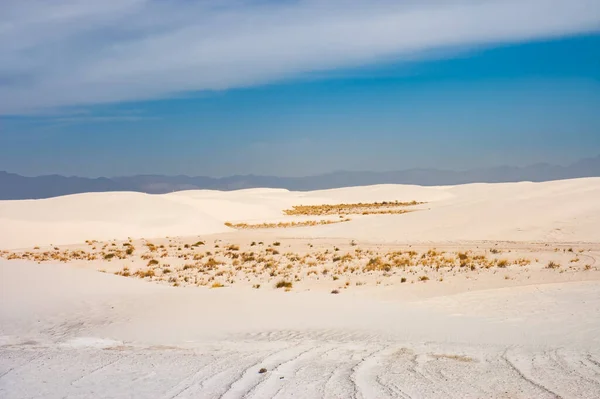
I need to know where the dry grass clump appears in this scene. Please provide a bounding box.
[432,354,475,363]
[134,269,155,278]
[114,266,131,277]
[146,243,157,252]
[515,258,531,266]
[547,261,561,269]
[225,219,350,229]
[204,257,224,268]
[364,257,391,272]
[275,279,293,289]
[360,209,412,215]
[284,200,423,216]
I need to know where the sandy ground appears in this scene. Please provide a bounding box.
[1,179,600,398]
[2,260,599,398]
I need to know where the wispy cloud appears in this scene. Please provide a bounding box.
[50,115,157,124]
[1,0,599,115]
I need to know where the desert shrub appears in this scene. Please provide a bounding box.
[135,269,155,278]
[275,279,292,289]
[364,257,391,272]
[547,261,560,269]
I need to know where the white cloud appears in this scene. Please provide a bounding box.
[0,0,599,114]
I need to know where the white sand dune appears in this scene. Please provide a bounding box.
[292,178,600,243]
[1,178,600,249]
[1,178,600,398]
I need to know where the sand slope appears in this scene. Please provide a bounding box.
[293,178,600,243]
[2,178,600,249]
[1,260,600,398]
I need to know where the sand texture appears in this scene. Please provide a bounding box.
[1,178,600,398]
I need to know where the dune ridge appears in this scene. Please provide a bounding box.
[1,178,600,249]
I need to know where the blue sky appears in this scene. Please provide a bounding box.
[1,1,599,177]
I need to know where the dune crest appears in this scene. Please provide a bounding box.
[1,178,600,249]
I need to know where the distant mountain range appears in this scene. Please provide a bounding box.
[1,155,600,200]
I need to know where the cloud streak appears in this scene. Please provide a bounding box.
[1,0,599,114]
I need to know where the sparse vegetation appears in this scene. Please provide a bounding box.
[225,219,350,229]
[2,237,590,294]
[283,200,423,216]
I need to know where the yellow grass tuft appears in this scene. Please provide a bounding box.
[283,200,423,216]
[225,219,350,229]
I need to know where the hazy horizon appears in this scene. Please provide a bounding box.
[0,153,598,180]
